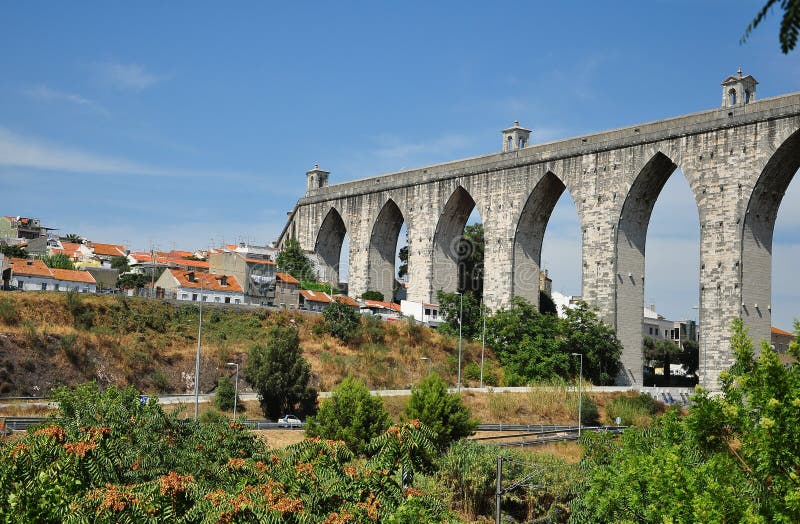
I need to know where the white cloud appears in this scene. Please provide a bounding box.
[0,127,262,182]
[24,84,106,114]
[92,61,163,91]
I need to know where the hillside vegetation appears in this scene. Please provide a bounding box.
[0,292,496,397]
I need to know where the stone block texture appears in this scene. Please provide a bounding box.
[278,93,800,389]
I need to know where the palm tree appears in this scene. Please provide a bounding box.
[63,233,82,243]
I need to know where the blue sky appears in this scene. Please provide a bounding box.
[1,2,799,328]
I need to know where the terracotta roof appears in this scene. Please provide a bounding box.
[51,268,96,284]
[244,257,276,266]
[10,258,53,278]
[276,272,300,285]
[169,250,195,259]
[771,326,795,337]
[423,303,439,308]
[168,268,242,293]
[91,242,126,257]
[333,295,359,307]
[60,242,83,252]
[299,290,331,303]
[166,258,209,269]
[364,300,401,312]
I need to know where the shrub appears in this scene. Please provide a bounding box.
[214,375,240,412]
[321,300,360,343]
[404,373,477,449]
[305,375,391,455]
[65,290,94,330]
[606,393,660,426]
[361,290,384,301]
[0,298,17,325]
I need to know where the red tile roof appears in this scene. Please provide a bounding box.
[299,290,331,303]
[333,295,359,307]
[51,268,96,284]
[10,258,53,278]
[245,258,276,265]
[168,269,242,293]
[169,250,195,259]
[772,326,795,337]
[276,272,300,285]
[166,258,209,269]
[91,242,126,257]
[364,300,401,312]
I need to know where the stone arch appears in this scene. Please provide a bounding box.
[614,151,700,385]
[315,207,348,285]
[512,171,573,306]
[367,198,405,301]
[741,127,800,344]
[431,186,477,298]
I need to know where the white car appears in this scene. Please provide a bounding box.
[278,415,303,428]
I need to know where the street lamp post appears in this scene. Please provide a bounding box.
[194,278,204,421]
[226,362,240,421]
[480,299,486,388]
[457,291,463,392]
[571,352,583,438]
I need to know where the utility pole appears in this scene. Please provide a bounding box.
[194,277,204,421]
[457,291,463,392]
[571,352,583,437]
[495,456,503,524]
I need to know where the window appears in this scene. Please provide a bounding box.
[192,293,198,301]
[54,284,60,291]
[234,299,240,304]
[518,138,525,148]
[202,295,208,302]
[507,136,512,150]
[214,297,220,302]
[181,293,188,300]
[649,327,653,335]
[745,90,751,103]
[729,89,736,105]
[224,297,230,304]
[425,308,431,316]
[41,282,47,291]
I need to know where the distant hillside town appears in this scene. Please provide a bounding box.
[0,214,794,357]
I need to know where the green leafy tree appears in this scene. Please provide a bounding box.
[643,335,683,382]
[0,244,28,258]
[404,372,477,449]
[62,233,82,243]
[570,319,800,523]
[305,375,391,455]
[485,297,568,383]
[244,324,317,420]
[398,245,409,279]
[743,0,800,53]
[562,301,622,385]
[41,253,76,270]
[110,255,130,273]
[117,272,149,289]
[436,289,483,340]
[361,290,384,301]
[276,238,316,281]
[321,299,361,343]
[214,375,240,412]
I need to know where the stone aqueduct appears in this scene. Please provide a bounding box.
[279,74,800,388]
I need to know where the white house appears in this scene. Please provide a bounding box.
[400,300,441,325]
[155,269,244,304]
[9,258,97,292]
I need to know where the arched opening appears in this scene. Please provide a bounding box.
[514,172,580,310]
[729,89,737,106]
[742,128,800,347]
[431,186,481,299]
[616,152,700,386]
[315,208,348,290]
[367,199,405,302]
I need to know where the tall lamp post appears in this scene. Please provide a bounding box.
[226,362,240,421]
[571,352,583,437]
[457,291,463,392]
[480,299,486,388]
[194,278,204,421]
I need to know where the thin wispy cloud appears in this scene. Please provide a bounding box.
[92,61,163,91]
[0,127,253,180]
[23,84,108,113]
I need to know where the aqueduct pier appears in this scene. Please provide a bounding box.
[279,74,800,388]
